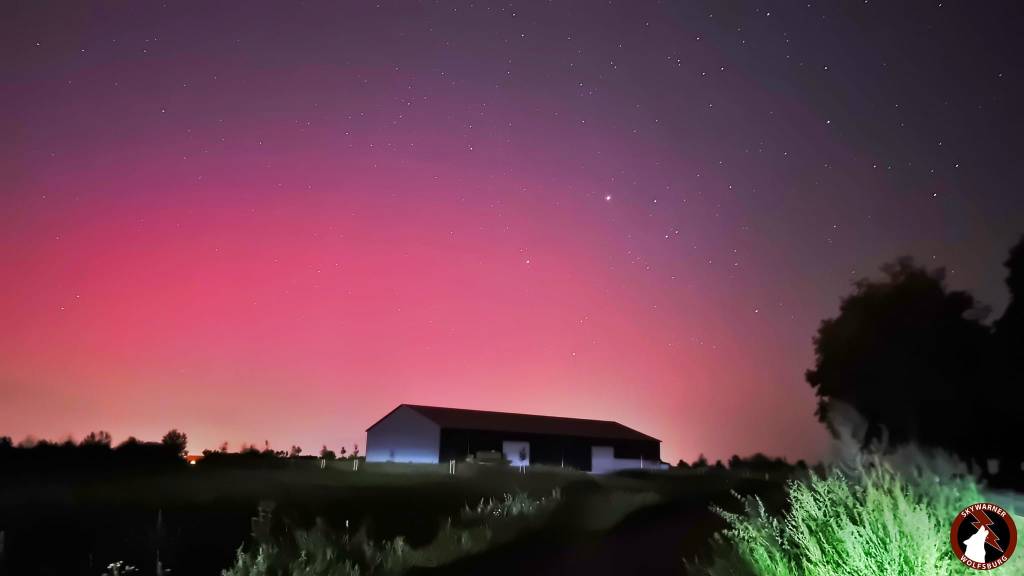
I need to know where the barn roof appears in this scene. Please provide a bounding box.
[368,404,659,442]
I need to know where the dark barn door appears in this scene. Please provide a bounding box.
[563,440,592,471]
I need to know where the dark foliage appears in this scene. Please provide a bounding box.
[0,431,186,476]
[161,429,188,458]
[727,453,791,476]
[992,235,1024,466]
[82,430,113,448]
[806,242,1023,479]
[199,446,292,469]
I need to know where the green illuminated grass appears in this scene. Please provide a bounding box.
[692,448,1023,576]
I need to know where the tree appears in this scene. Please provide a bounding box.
[692,454,708,468]
[992,235,1024,469]
[994,234,1024,341]
[805,257,991,463]
[289,445,303,458]
[117,436,140,449]
[161,429,188,458]
[728,453,790,475]
[319,445,336,460]
[81,431,112,448]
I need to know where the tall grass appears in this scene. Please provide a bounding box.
[690,444,1023,576]
[223,490,561,576]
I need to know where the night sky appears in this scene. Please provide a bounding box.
[2,1,1022,464]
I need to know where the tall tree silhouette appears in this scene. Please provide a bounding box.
[993,235,1024,469]
[805,257,991,463]
[994,235,1024,364]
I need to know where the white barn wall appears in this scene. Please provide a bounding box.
[590,445,661,474]
[366,406,441,463]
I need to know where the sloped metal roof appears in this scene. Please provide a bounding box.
[368,404,659,442]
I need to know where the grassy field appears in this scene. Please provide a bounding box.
[0,460,789,576]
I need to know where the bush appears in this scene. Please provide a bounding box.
[690,445,1023,576]
[223,490,562,576]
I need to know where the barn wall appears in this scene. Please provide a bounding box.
[439,429,593,470]
[365,406,441,463]
[438,429,659,472]
[591,445,664,473]
[612,439,661,461]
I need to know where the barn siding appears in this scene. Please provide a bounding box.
[366,405,660,471]
[365,405,440,463]
[438,428,659,471]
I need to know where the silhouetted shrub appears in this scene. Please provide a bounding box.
[161,429,188,458]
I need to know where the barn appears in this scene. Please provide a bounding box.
[365,404,661,473]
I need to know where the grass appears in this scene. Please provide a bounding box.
[689,444,1024,576]
[5,460,751,575]
[222,490,563,576]
[10,451,1007,575]
[0,462,573,575]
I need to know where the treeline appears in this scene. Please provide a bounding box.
[0,430,187,473]
[676,452,804,476]
[0,430,363,473]
[197,442,362,469]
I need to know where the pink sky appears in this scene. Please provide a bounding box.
[7,1,1019,465]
